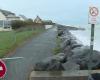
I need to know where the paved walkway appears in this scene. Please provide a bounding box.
[4,28,57,80]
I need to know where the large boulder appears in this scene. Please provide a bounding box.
[89,50,100,70]
[63,61,80,70]
[70,39,83,49]
[53,53,67,63]
[33,53,66,71]
[59,35,70,42]
[34,59,65,71]
[60,33,83,50]
[69,46,100,70]
[70,46,90,59]
[60,39,71,49]
[57,30,64,37]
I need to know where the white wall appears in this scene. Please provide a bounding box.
[0,12,6,20]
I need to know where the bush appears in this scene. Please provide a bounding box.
[25,19,34,25]
[11,19,34,30]
[11,20,25,29]
[11,19,47,30]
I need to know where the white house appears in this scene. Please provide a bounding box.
[34,16,43,24]
[0,9,20,31]
[0,9,20,21]
[33,16,54,29]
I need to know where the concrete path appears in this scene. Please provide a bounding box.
[4,28,57,80]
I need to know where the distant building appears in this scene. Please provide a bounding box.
[0,9,20,21]
[33,16,54,29]
[34,16,43,24]
[0,9,20,31]
[19,15,28,21]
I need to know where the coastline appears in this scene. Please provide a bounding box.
[57,24,100,70]
[33,24,100,71]
[70,28,100,52]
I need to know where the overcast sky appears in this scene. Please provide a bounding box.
[0,0,100,25]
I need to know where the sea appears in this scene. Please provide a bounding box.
[70,24,100,51]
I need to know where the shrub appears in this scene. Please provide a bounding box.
[11,20,25,29]
[11,19,47,30]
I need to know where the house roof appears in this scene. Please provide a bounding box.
[0,9,15,16]
[34,16,43,23]
[6,14,20,18]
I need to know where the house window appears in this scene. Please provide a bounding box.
[0,20,3,27]
[4,26,10,29]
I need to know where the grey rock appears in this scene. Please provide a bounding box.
[33,53,66,71]
[60,39,71,49]
[54,53,67,63]
[34,60,65,71]
[57,30,64,36]
[69,46,100,70]
[71,44,83,49]
[56,27,100,70]
[71,46,90,59]
[63,61,80,70]
[69,38,83,49]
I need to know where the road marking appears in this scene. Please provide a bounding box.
[2,57,24,60]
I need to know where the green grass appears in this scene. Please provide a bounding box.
[0,28,45,58]
[53,37,62,55]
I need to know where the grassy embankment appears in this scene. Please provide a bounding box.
[0,28,45,58]
[53,37,62,55]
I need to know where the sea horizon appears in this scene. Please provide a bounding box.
[70,24,100,51]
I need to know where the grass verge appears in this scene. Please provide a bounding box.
[0,28,45,58]
[53,37,62,55]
